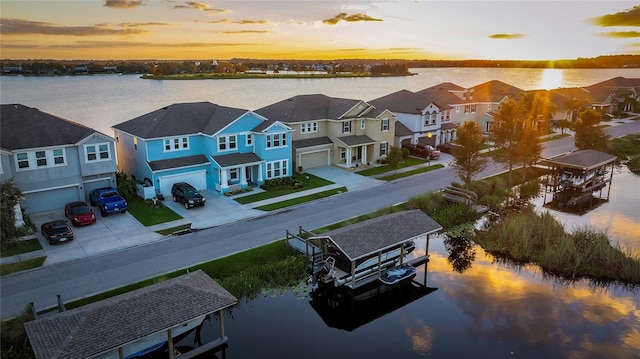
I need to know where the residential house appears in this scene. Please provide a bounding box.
[444,80,524,133]
[254,94,396,169]
[0,104,117,213]
[112,102,292,197]
[369,82,464,148]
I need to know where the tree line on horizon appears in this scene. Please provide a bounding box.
[1,55,638,76]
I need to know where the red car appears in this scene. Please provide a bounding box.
[64,201,97,226]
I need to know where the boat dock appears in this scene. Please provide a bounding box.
[286,210,443,290]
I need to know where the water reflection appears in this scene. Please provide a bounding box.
[443,235,477,273]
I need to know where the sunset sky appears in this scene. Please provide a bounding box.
[1,1,639,61]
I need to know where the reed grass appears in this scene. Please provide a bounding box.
[475,208,640,285]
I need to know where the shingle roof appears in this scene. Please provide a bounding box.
[292,136,334,149]
[316,210,442,261]
[336,135,375,147]
[0,104,98,151]
[147,154,210,171]
[112,102,250,139]
[24,270,237,359]
[544,149,617,170]
[254,94,362,122]
[458,80,523,103]
[211,152,262,168]
[394,121,413,136]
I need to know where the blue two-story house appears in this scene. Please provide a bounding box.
[0,104,118,214]
[112,102,293,197]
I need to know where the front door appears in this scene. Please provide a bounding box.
[245,166,252,184]
[357,146,362,160]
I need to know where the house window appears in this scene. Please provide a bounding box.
[133,137,138,151]
[423,116,430,126]
[381,118,389,131]
[455,105,460,112]
[36,151,47,167]
[488,104,492,111]
[85,143,111,162]
[340,148,346,161]
[218,135,237,151]
[380,142,388,156]
[342,121,351,133]
[229,168,238,180]
[16,148,67,170]
[266,133,287,148]
[301,122,317,134]
[53,149,65,164]
[266,160,288,179]
[431,114,437,125]
[164,137,189,152]
[17,153,29,169]
[246,133,252,146]
[464,104,477,114]
[360,119,366,130]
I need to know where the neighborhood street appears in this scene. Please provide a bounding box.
[1,120,639,320]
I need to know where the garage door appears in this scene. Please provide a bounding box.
[83,178,112,202]
[21,185,81,214]
[158,170,207,197]
[300,151,329,169]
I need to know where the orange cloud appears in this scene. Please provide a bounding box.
[0,18,147,36]
[490,33,526,39]
[173,1,225,12]
[195,19,268,25]
[322,12,383,25]
[600,31,640,38]
[104,0,143,9]
[591,5,640,27]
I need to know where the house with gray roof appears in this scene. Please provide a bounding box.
[0,104,117,213]
[255,94,396,169]
[112,101,292,196]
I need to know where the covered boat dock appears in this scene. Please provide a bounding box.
[541,149,617,214]
[287,209,443,290]
[24,270,238,359]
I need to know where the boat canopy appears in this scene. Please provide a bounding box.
[309,209,442,262]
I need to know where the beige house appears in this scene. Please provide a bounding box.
[255,94,396,169]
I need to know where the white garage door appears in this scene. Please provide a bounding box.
[158,170,207,197]
[21,185,81,214]
[300,151,329,169]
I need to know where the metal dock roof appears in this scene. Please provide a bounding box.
[312,210,442,261]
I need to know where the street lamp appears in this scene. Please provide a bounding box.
[427,132,432,167]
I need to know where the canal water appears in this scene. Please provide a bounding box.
[177,168,640,358]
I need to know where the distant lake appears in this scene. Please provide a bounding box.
[1,67,638,137]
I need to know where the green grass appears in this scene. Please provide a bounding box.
[0,257,46,276]
[355,157,428,176]
[155,224,191,235]
[254,187,347,211]
[234,173,333,204]
[378,164,445,180]
[1,239,42,258]
[126,196,182,226]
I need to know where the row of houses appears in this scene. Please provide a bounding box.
[1,76,638,214]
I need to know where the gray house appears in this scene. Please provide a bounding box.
[0,104,117,213]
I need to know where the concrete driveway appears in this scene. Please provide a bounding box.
[29,208,164,265]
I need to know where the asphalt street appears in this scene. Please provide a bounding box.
[2,120,639,320]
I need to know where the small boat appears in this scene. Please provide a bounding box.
[379,264,416,285]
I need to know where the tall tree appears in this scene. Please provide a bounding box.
[1,179,25,246]
[518,92,556,133]
[565,98,589,122]
[451,121,487,190]
[489,97,528,188]
[574,108,610,152]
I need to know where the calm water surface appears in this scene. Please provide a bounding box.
[2,68,639,358]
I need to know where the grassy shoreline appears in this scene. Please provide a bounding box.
[141,72,415,80]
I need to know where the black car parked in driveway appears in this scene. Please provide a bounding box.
[41,220,74,245]
[171,182,206,209]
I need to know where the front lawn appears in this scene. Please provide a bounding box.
[126,196,182,226]
[234,173,333,204]
[356,157,428,176]
[254,187,347,211]
[1,238,42,258]
[378,164,445,180]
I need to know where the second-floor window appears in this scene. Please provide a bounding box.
[85,143,110,162]
[164,137,189,152]
[361,119,366,130]
[15,148,67,170]
[381,118,389,131]
[301,122,317,134]
[266,133,287,148]
[246,133,252,146]
[218,135,237,151]
[430,114,437,125]
[464,104,477,114]
[342,121,351,133]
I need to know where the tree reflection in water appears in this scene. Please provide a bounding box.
[443,235,477,273]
